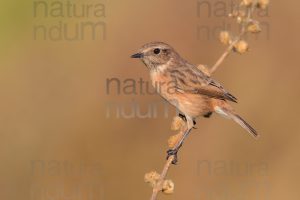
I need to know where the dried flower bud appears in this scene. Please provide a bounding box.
[257,0,269,9]
[247,21,261,33]
[144,171,160,187]
[219,31,231,45]
[242,0,253,7]
[229,10,239,18]
[171,116,185,131]
[168,133,183,148]
[234,40,249,54]
[237,16,243,24]
[162,180,175,194]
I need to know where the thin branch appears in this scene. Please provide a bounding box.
[150,125,186,200]
[150,156,174,200]
[209,40,238,75]
[209,6,254,75]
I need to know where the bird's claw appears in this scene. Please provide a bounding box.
[166,149,179,165]
[178,113,197,126]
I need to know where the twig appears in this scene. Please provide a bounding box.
[150,155,174,200]
[209,5,254,75]
[149,123,186,200]
[209,39,238,74]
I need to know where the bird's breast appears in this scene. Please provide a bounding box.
[150,69,172,95]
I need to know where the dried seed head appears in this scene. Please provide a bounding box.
[237,16,243,24]
[219,31,231,45]
[144,171,160,187]
[242,0,253,7]
[257,0,269,9]
[229,10,239,18]
[247,21,261,33]
[162,180,175,194]
[171,116,185,131]
[234,40,249,54]
[168,133,183,149]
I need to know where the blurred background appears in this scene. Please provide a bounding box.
[0,0,300,200]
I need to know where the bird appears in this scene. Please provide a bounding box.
[131,42,259,164]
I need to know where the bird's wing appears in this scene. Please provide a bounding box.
[171,63,237,103]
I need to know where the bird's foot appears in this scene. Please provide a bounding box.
[178,113,187,121]
[166,148,179,165]
[178,113,197,127]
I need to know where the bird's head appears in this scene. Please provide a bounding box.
[131,42,180,69]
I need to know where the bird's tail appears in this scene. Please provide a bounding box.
[214,105,259,139]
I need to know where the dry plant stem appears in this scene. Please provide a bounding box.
[210,6,253,75]
[210,31,244,74]
[209,41,237,74]
[150,127,185,200]
[150,156,174,200]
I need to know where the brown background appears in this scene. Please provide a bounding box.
[0,0,300,200]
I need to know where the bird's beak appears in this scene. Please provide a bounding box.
[131,52,144,58]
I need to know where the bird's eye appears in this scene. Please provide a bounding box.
[153,48,161,54]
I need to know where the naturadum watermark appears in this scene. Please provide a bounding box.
[196,0,271,41]
[32,0,107,41]
[196,159,269,200]
[105,77,181,119]
[30,160,104,200]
